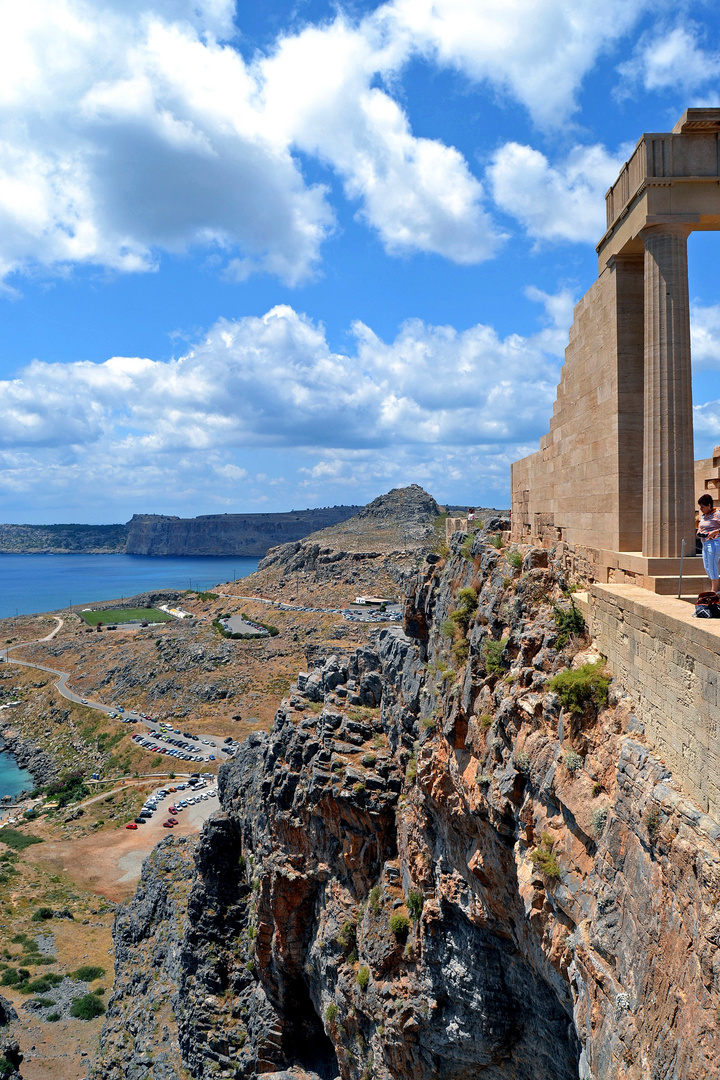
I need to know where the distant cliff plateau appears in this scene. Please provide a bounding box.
[0,507,362,557]
[0,522,129,554]
[125,507,362,556]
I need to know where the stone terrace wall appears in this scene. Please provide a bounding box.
[583,583,720,821]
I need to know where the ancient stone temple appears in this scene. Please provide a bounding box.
[511,108,720,593]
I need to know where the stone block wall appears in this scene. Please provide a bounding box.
[585,584,720,820]
[512,256,644,553]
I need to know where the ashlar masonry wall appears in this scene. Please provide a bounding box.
[583,584,720,821]
[512,257,644,552]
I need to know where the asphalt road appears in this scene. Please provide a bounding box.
[0,618,236,764]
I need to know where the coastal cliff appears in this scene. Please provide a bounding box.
[93,524,720,1080]
[0,507,362,556]
[124,508,362,557]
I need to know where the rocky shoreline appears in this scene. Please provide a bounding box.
[0,726,58,792]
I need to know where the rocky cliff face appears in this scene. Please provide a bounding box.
[94,526,720,1080]
[125,508,362,557]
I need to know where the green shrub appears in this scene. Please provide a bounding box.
[361,754,376,767]
[406,891,424,920]
[548,661,609,714]
[0,829,43,852]
[645,805,662,841]
[460,536,474,560]
[478,712,493,731]
[0,970,18,986]
[489,534,504,549]
[0,1056,16,1077]
[31,997,55,1008]
[406,754,417,784]
[563,750,584,775]
[553,597,586,647]
[529,833,560,880]
[337,920,357,956]
[515,750,531,776]
[356,966,370,992]
[590,807,608,836]
[25,973,63,994]
[389,913,410,942]
[31,907,54,922]
[72,965,105,983]
[369,885,382,915]
[70,993,106,1020]
[46,1011,61,1022]
[481,638,507,675]
[421,716,436,732]
[507,551,523,570]
[325,1003,338,1025]
[353,783,366,797]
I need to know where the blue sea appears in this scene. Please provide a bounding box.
[0,553,260,620]
[0,753,34,804]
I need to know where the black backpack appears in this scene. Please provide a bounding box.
[694,591,720,618]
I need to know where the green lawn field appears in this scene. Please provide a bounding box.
[80,608,172,626]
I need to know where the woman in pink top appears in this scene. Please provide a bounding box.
[697,493,720,591]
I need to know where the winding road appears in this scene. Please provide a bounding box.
[0,617,231,760]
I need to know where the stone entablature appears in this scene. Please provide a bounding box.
[512,108,720,571]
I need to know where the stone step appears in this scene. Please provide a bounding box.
[644,575,708,595]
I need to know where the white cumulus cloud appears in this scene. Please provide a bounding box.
[0,0,663,285]
[618,24,720,94]
[487,140,630,244]
[0,297,568,510]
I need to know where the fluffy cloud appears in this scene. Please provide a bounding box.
[0,0,660,285]
[487,141,629,244]
[617,24,720,94]
[692,302,720,369]
[386,0,651,127]
[0,299,564,509]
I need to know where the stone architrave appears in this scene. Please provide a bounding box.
[640,224,696,558]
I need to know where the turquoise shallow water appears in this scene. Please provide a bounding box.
[0,553,260,619]
[0,751,34,801]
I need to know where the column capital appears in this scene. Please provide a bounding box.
[639,222,692,244]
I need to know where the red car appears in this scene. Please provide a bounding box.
[125,823,138,830]
[168,807,178,814]
[162,821,174,828]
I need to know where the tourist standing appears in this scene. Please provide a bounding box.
[697,494,720,592]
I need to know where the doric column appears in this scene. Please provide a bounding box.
[641,224,696,558]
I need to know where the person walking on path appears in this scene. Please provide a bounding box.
[697,493,720,592]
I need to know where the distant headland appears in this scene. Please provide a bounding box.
[0,506,363,557]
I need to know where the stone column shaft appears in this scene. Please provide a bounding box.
[641,225,696,558]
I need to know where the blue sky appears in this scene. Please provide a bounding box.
[1,0,720,523]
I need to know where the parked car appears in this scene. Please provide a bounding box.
[125,823,138,830]
[133,818,146,825]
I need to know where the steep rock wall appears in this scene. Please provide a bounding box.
[94,529,720,1080]
[125,508,361,557]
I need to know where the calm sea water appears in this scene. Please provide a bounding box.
[0,752,34,803]
[0,554,260,620]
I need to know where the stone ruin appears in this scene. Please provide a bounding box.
[511,108,720,593]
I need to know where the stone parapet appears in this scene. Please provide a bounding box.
[579,583,720,821]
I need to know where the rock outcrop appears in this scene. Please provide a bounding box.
[95,525,720,1079]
